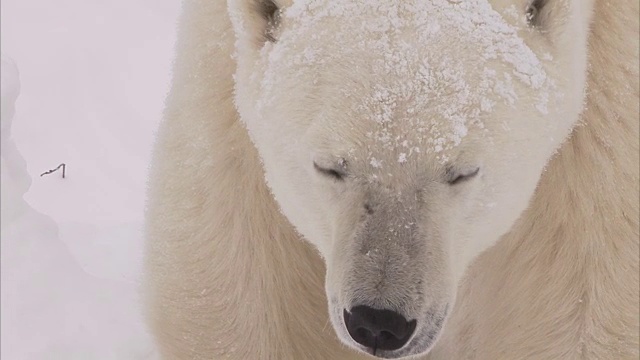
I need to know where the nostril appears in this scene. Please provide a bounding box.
[343,306,416,352]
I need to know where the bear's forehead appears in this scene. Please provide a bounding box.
[266,1,553,152]
[277,0,551,102]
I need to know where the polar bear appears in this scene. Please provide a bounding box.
[144,0,639,359]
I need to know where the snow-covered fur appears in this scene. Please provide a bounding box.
[144,0,639,359]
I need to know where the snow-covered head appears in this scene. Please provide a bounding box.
[230,0,593,357]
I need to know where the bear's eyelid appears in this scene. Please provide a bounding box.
[314,162,347,181]
[447,167,480,185]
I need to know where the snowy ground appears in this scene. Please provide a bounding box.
[1,1,181,358]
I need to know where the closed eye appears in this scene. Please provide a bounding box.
[447,167,480,185]
[314,162,346,181]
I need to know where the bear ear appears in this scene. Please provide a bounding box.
[525,0,550,29]
[524,0,594,35]
[255,0,282,42]
[229,0,284,47]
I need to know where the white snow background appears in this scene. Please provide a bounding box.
[1,1,181,358]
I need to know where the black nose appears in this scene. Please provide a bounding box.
[343,306,416,352]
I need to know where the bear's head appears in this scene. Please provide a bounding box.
[229,0,593,358]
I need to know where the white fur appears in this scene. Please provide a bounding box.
[144,0,639,358]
